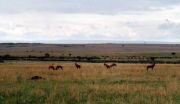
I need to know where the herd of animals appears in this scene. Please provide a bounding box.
[48,62,81,70]
[48,62,117,70]
[30,61,156,80]
[48,62,156,71]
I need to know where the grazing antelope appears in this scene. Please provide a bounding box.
[75,63,81,69]
[147,61,156,71]
[104,63,111,69]
[110,63,117,68]
[56,65,63,70]
[48,64,55,70]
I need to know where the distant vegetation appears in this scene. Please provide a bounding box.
[0,53,180,64]
[0,43,180,63]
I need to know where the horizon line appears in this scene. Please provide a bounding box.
[0,40,180,45]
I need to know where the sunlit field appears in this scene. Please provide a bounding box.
[0,61,179,104]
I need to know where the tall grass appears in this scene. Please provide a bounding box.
[0,61,179,104]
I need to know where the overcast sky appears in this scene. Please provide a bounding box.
[0,0,180,43]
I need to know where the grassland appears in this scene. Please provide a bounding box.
[0,61,179,104]
[1,43,180,57]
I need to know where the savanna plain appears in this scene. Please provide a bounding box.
[0,61,179,104]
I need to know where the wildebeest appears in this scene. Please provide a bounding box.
[30,76,45,80]
[75,63,81,69]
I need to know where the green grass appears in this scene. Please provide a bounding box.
[0,80,179,104]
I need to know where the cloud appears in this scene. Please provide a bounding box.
[159,19,180,39]
[0,12,136,40]
[0,0,180,14]
[0,11,179,42]
[0,0,180,43]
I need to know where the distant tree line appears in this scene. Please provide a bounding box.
[0,53,180,64]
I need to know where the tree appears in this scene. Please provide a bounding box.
[77,56,81,61]
[171,52,176,56]
[150,57,155,61]
[44,53,50,58]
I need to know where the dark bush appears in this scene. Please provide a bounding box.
[44,53,50,58]
[171,52,176,56]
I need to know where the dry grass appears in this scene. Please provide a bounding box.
[0,61,179,104]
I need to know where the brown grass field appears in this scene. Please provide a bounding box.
[0,61,179,104]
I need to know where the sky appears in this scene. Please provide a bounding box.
[0,0,180,43]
